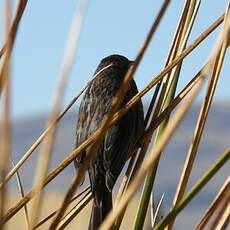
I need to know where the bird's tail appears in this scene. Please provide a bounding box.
[89,185,112,230]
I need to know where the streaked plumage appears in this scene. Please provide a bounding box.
[74,54,144,230]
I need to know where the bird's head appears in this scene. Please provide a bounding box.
[95,54,134,78]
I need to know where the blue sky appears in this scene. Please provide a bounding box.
[0,0,229,119]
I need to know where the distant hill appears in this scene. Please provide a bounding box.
[6,103,230,229]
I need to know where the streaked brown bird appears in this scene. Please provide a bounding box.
[74,54,144,230]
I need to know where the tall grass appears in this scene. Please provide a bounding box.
[0,0,229,230]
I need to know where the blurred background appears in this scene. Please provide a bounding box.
[0,1,229,229]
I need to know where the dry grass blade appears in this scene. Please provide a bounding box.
[49,1,172,228]
[161,0,200,110]
[0,0,28,93]
[171,2,230,227]
[114,154,137,207]
[142,63,209,144]
[164,0,191,66]
[0,12,223,194]
[1,13,224,223]
[111,13,224,127]
[118,5,200,223]
[140,0,180,129]
[143,1,192,129]
[159,0,195,110]
[195,176,230,230]
[29,0,89,228]
[56,191,92,230]
[150,192,155,228]
[0,0,27,59]
[99,63,204,230]
[128,65,209,199]
[151,193,164,228]
[143,84,161,129]
[152,0,199,123]
[33,186,90,229]
[210,197,230,230]
[134,1,200,227]
[0,1,11,228]
[10,158,29,229]
[114,154,138,228]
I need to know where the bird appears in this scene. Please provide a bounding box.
[74,54,144,230]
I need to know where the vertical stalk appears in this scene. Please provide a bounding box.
[133,1,198,228]
[0,1,12,229]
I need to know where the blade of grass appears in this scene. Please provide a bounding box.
[210,197,230,230]
[151,193,164,228]
[29,0,89,228]
[99,62,204,230]
[161,0,200,109]
[114,153,137,208]
[142,63,209,144]
[170,2,230,227]
[10,158,29,229]
[195,176,230,230]
[0,0,27,58]
[157,0,195,113]
[154,148,230,230]
[111,13,223,128]
[131,0,191,177]
[142,0,195,132]
[143,83,161,129]
[49,1,172,228]
[151,0,197,126]
[0,1,12,228]
[0,0,28,93]
[150,192,155,228]
[134,1,200,228]
[0,12,223,191]
[1,13,223,222]
[142,0,193,141]
[34,186,90,229]
[114,152,140,227]
[56,191,92,230]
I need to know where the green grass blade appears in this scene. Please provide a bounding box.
[154,148,230,230]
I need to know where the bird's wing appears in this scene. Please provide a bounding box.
[103,115,132,190]
[104,82,144,190]
[74,85,104,169]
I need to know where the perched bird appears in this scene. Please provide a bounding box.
[74,54,144,230]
